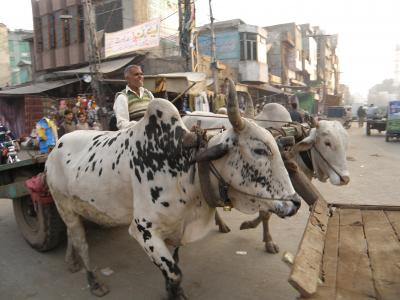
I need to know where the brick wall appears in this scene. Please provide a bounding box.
[24,96,46,135]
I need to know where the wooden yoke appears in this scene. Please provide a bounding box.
[281,150,322,207]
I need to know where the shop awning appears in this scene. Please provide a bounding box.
[144,72,208,94]
[0,78,79,96]
[55,56,137,75]
[246,83,285,94]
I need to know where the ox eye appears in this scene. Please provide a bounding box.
[325,141,331,147]
[253,147,272,156]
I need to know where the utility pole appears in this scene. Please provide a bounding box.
[179,0,194,71]
[209,0,218,95]
[83,0,104,109]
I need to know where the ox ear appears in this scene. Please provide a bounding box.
[196,143,229,162]
[293,128,316,152]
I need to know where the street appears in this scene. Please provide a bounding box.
[0,124,399,300]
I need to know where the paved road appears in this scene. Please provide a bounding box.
[0,124,398,300]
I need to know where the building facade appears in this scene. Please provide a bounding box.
[265,23,304,87]
[8,29,33,85]
[0,24,11,88]
[197,19,269,84]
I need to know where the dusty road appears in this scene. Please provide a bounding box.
[0,124,399,300]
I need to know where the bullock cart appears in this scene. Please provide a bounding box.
[0,154,65,251]
[288,197,400,299]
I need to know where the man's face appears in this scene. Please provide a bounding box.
[65,113,74,122]
[78,114,86,123]
[126,67,144,90]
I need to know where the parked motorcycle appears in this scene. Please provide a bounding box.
[0,140,20,164]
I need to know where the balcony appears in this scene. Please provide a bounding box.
[238,61,268,83]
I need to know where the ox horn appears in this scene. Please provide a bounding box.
[243,92,255,119]
[225,78,245,131]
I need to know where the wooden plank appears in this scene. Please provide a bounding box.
[288,198,330,297]
[307,209,340,300]
[336,209,376,300]
[385,211,400,240]
[331,203,400,211]
[362,210,400,300]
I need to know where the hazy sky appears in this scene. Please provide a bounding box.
[2,0,400,97]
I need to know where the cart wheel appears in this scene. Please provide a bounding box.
[366,126,371,136]
[13,196,66,252]
[386,135,390,142]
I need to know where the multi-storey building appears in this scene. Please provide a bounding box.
[8,29,33,85]
[299,24,317,85]
[31,0,181,73]
[196,19,286,106]
[264,23,304,87]
[0,24,11,88]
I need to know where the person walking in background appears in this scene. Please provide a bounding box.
[113,65,154,130]
[58,109,77,137]
[76,112,91,130]
[357,105,366,127]
[289,102,304,123]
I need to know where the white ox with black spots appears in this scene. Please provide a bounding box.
[45,79,301,299]
[183,102,350,252]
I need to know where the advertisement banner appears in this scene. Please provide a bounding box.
[105,19,160,58]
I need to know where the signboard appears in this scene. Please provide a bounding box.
[105,19,160,58]
[198,31,240,60]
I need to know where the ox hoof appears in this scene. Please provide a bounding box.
[265,241,279,254]
[218,224,231,233]
[87,271,109,297]
[90,283,109,297]
[239,221,256,230]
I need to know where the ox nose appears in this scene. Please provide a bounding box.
[340,175,350,185]
[290,194,301,213]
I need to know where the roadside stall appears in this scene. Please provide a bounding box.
[143,72,211,112]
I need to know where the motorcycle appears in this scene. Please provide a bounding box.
[0,140,20,164]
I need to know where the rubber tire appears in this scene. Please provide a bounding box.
[13,196,66,252]
[366,126,371,136]
[386,135,390,142]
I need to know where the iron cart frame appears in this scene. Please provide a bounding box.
[0,155,65,251]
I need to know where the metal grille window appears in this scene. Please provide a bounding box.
[34,17,43,52]
[49,15,56,49]
[78,5,85,43]
[41,15,49,50]
[55,10,69,47]
[240,32,258,61]
[68,6,78,44]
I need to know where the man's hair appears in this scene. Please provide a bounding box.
[124,64,142,78]
[77,112,86,118]
[291,102,298,109]
[64,109,73,116]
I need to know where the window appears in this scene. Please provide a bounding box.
[68,6,78,44]
[41,15,49,50]
[34,17,43,52]
[49,15,56,49]
[240,32,258,61]
[95,0,123,33]
[55,10,70,47]
[78,5,85,43]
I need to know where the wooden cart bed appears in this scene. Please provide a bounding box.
[289,200,400,300]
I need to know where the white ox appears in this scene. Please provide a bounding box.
[183,102,350,252]
[45,79,301,299]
